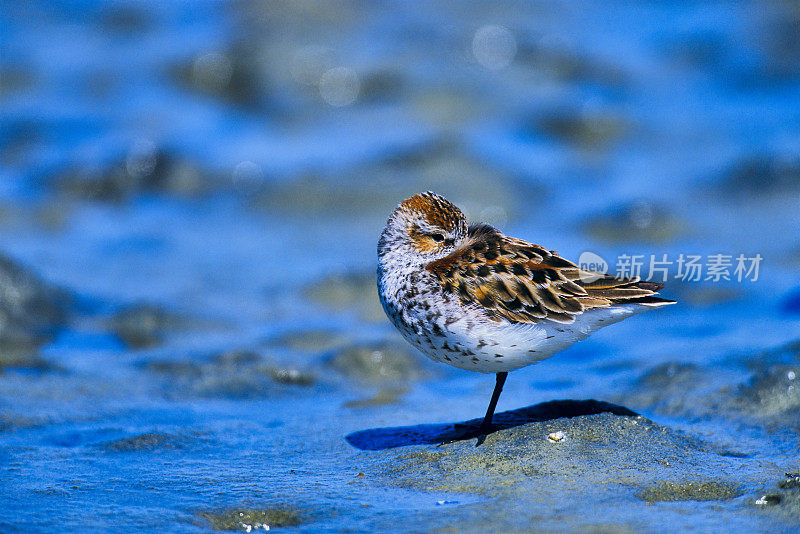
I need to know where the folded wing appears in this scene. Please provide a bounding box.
[426,224,675,324]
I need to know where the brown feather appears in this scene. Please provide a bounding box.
[425,224,675,324]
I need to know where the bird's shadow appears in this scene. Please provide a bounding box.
[345,399,638,450]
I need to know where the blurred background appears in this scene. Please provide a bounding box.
[2,0,800,531]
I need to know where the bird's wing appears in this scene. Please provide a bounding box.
[426,224,675,324]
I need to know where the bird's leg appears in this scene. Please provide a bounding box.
[437,372,509,446]
[475,372,507,446]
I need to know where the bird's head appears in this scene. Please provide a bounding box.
[378,191,468,265]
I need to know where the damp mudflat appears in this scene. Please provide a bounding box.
[1,1,799,532]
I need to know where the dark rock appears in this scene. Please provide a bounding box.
[347,400,637,450]
[34,199,75,232]
[107,304,189,349]
[0,64,36,98]
[661,30,730,70]
[637,480,743,502]
[0,254,69,344]
[54,147,215,203]
[212,350,261,367]
[359,69,404,102]
[756,493,783,506]
[171,44,271,109]
[326,342,432,383]
[618,341,800,425]
[783,340,800,361]
[368,411,749,518]
[583,200,683,243]
[779,473,800,490]
[267,367,315,386]
[617,362,707,417]
[199,507,303,531]
[640,362,702,390]
[0,412,45,432]
[343,387,407,408]
[720,154,800,198]
[736,364,800,418]
[515,40,628,88]
[353,404,786,528]
[0,253,71,370]
[144,359,203,378]
[754,472,800,517]
[270,329,347,353]
[0,118,42,166]
[304,271,385,323]
[778,473,800,489]
[523,108,630,150]
[99,4,153,34]
[102,433,178,452]
[0,346,54,373]
[145,349,315,398]
[751,4,800,81]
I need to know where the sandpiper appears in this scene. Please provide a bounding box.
[377,191,675,444]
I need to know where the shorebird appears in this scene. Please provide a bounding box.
[377,191,675,445]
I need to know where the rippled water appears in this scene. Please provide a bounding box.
[2,1,799,531]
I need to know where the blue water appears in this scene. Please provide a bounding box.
[2,0,800,531]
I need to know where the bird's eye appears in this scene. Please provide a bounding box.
[430,233,445,242]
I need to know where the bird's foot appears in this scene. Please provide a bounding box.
[436,423,479,446]
[436,423,493,447]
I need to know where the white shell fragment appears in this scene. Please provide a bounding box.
[547,431,565,442]
[754,494,781,506]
